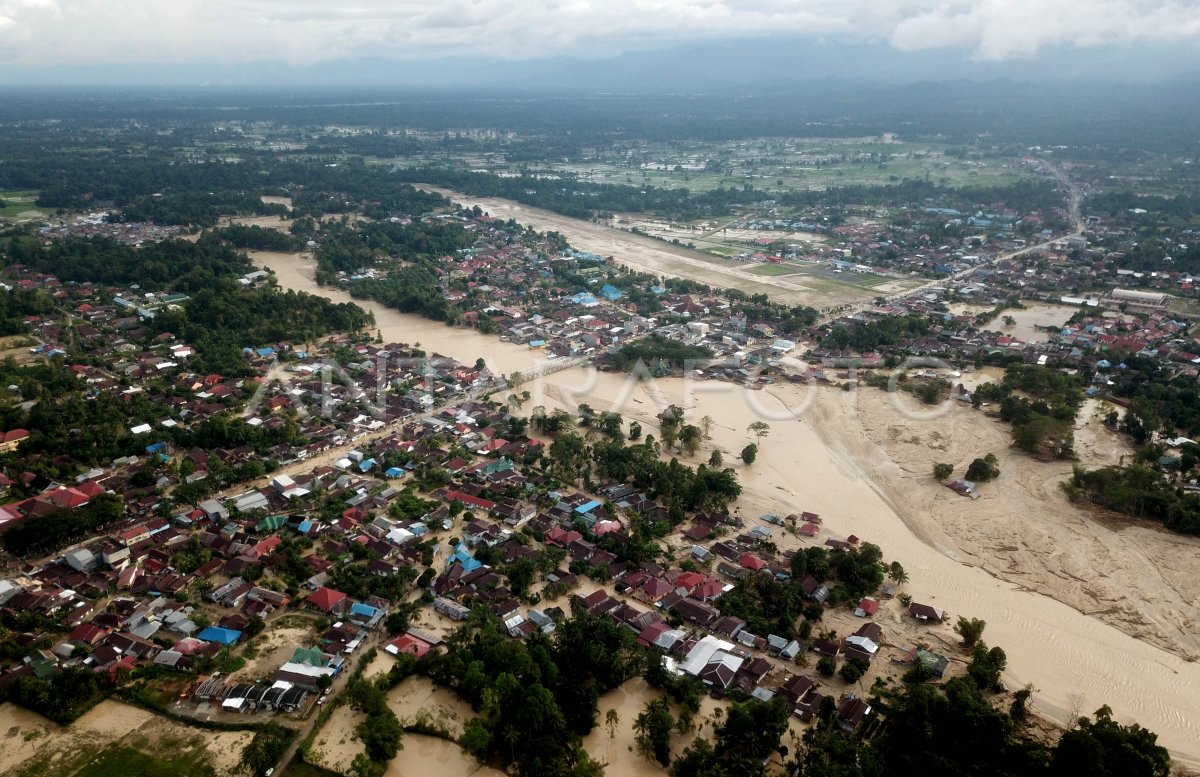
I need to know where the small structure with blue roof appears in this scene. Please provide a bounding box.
[448,542,483,572]
[197,626,242,645]
[600,284,624,301]
[349,601,384,628]
[574,499,602,515]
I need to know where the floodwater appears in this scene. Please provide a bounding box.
[250,250,544,377]
[385,734,506,777]
[950,302,1079,342]
[267,255,1200,768]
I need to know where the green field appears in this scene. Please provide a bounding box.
[71,744,218,777]
[0,190,43,219]
[748,263,802,276]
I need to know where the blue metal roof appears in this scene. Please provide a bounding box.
[575,500,602,514]
[197,627,242,645]
[350,602,382,617]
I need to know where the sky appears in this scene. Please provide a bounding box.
[1,0,1199,86]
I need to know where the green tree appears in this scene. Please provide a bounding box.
[1051,705,1170,777]
[679,424,702,456]
[955,616,987,647]
[634,696,675,766]
[933,462,954,480]
[357,709,404,761]
[605,708,620,739]
[747,421,771,441]
[840,660,866,684]
[239,723,293,777]
[740,443,758,466]
[966,641,1007,692]
[965,453,1000,482]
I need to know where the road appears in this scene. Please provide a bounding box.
[268,627,389,776]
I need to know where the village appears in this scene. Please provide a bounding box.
[0,145,1196,775]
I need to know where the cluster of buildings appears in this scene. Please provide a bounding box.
[36,213,187,246]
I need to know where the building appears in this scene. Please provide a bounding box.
[0,429,29,453]
[1111,288,1169,310]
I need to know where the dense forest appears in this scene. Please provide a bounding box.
[0,232,374,375]
[3,233,251,290]
[820,314,933,352]
[2,84,1200,153]
[0,288,58,335]
[152,283,374,375]
[1105,356,1200,438]
[211,224,305,252]
[1067,465,1200,535]
[421,606,629,776]
[311,217,476,322]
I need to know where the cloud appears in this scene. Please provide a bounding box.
[0,0,1197,69]
[890,0,1200,60]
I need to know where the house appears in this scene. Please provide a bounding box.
[433,597,471,621]
[698,650,744,688]
[854,597,880,617]
[913,647,951,678]
[197,626,242,646]
[908,602,946,623]
[836,696,872,733]
[385,632,435,659]
[307,586,349,615]
[671,597,719,627]
[812,638,841,658]
[197,499,229,522]
[0,429,30,453]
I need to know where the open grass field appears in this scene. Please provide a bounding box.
[71,743,218,777]
[747,263,803,276]
[0,190,44,220]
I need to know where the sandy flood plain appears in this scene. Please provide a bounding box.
[254,248,1200,765]
[522,370,1200,767]
[0,699,252,776]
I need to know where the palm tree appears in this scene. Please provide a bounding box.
[605,709,620,739]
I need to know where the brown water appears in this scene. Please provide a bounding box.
[250,250,544,376]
